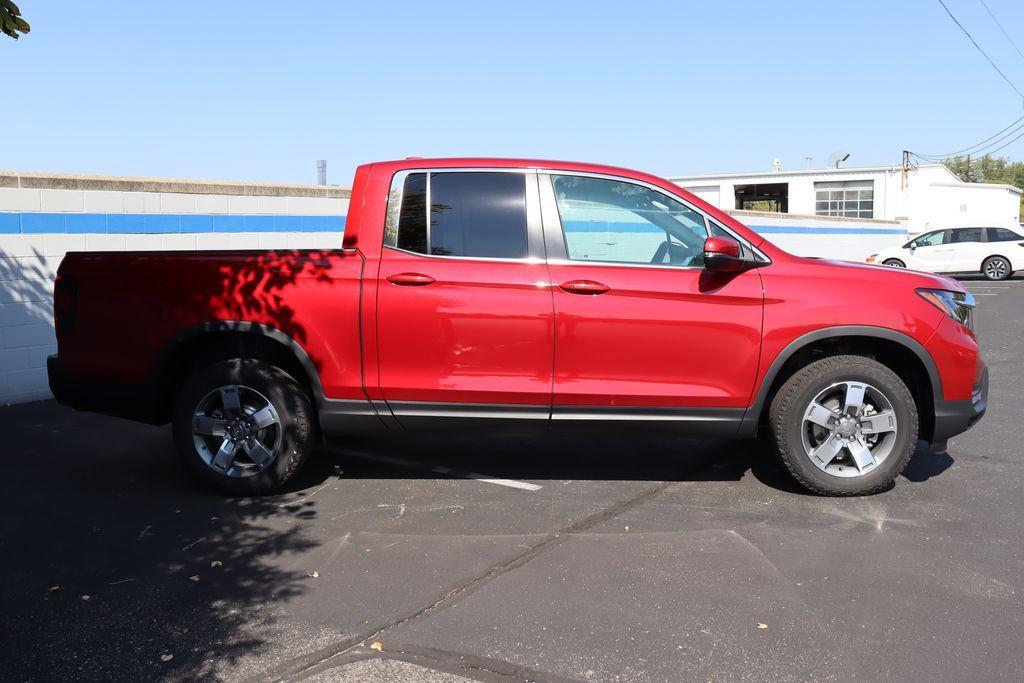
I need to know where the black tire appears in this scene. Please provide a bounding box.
[769,355,918,496]
[173,359,315,495]
[882,258,905,268]
[982,255,1012,281]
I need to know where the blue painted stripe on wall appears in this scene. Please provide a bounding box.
[562,219,906,236]
[0,213,346,235]
[747,225,907,235]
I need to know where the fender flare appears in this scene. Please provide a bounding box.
[151,321,326,402]
[741,325,942,432]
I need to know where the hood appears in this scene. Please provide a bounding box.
[800,257,966,292]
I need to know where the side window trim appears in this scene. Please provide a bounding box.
[383,168,545,262]
[537,170,767,269]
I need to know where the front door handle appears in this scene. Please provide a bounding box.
[559,280,610,295]
[387,272,435,286]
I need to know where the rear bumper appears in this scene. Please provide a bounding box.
[47,355,163,424]
[931,366,988,451]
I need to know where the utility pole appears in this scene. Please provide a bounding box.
[901,150,910,189]
[965,153,971,182]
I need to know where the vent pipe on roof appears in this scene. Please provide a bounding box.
[772,158,781,173]
[316,160,327,186]
[805,155,813,170]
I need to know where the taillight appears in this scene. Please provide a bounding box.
[54,274,77,341]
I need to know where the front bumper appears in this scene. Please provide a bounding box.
[930,366,988,451]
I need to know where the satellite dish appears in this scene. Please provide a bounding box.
[827,150,851,168]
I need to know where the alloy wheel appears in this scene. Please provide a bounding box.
[800,381,898,478]
[984,258,1008,280]
[191,384,282,477]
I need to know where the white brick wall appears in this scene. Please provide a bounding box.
[0,229,339,405]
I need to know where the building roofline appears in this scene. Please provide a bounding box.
[929,180,1022,194]
[669,164,946,182]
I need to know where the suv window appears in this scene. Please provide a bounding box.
[385,171,528,259]
[909,231,946,248]
[951,228,983,243]
[550,174,711,267]
[987,227,1022,242]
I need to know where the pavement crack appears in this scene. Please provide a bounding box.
[266,480,675,682]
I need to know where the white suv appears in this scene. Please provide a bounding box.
[867,226,1024,280]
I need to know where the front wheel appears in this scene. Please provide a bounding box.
[982,256,1012,281]
[769,355,918,496]
[173,359,315,495]
[882,258,905,268]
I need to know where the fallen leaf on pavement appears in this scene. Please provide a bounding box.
[757,623,768,630]
[160,654,173,662]
[48,586,63,593]
[370,641,383,652]
[179,627,189,635]
[81,595,92,602]
[189,575,200,582]
[210,561,222,568]
[307,571,320,579]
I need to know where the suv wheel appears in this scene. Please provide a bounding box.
[982,256,1011,281]
[173,359,314,495]
[882,258,905,268]
[769,355,918,496]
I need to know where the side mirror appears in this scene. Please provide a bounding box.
[703,236,746,273]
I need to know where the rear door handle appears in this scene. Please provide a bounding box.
[386,272,435,286]
[559,280,610,295]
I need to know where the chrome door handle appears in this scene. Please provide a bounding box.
[386,272,435,286]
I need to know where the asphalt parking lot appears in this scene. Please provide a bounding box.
[2,276,1023,682]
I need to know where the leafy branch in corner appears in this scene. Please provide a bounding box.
[1,0,30,40]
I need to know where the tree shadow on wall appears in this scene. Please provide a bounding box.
[0,247,60,400]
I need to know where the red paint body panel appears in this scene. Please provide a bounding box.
[376,248,554,404]
[54,157,983,428]
[547,263,763,407]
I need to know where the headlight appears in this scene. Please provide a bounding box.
[866,254,878,263]
[917,288,976,330]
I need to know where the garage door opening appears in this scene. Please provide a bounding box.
[734,183,788,213]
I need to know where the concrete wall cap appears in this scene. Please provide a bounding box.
[0,170,351,198]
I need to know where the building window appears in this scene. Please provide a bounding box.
[814,180,873,219]
[734,183,788,213]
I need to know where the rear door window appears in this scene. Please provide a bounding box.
[384,171,528,259]
[951,228,983,243]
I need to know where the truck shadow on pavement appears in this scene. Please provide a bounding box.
[300,432,955,497]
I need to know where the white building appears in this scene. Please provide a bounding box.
[671,163,1021,237]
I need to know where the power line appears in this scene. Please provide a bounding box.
[934,0,1024,101]
[974,124,1024,156]
[916,114,1024,157]
[978,0,1024,61]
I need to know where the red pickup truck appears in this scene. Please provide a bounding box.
[48,158,987,496]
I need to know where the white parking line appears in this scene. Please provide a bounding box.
[342,451,543,491]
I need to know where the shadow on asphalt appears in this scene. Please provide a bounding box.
[1,402,320,679]
[1,401,958,679]
[298,432,952,497]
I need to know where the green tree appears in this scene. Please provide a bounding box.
[943,154,1024,217]
[1,0,29,40]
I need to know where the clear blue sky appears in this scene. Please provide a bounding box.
[5,1,1024,185]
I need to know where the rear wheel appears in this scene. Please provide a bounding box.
[173,359,314,495]
[982,256,1011,280]
[882,258,905,268]
[769,355,917,496]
